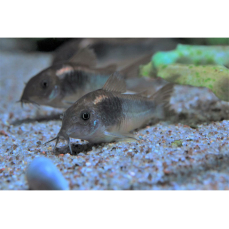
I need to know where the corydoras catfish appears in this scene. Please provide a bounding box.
[45,73,174,154]
[19,48,117,108]
[19,48,160,109]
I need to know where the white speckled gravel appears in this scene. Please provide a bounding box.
[0,51,229,190]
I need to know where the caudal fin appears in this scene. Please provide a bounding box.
[120,53,153,79]
[149,83,174,119]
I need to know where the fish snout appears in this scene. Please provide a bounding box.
[18,92,29,108]
[57,129,69,141]
[44,129,72,154]
[18,94,40,108]
[57,129,73,154]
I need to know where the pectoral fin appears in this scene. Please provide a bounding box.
[135,90,150,97]
[63,100,75,105]
[104,131,139,142]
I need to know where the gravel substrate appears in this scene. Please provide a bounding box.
[0,51,229,190]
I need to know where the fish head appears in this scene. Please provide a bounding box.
[44,91,102,154]
[57,90,106,142]
[20,67,61,107]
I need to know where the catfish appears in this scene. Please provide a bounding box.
[45,72,174,154]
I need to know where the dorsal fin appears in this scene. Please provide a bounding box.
[69,47,97,67]
[102,72,126,93]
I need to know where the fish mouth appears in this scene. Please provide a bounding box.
[17,98,40,109]
[44,130,73,155]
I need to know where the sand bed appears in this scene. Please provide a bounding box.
[0,51,229,190]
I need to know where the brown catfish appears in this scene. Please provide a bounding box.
[19,48,117,108]
[44,73,174,154]
[19,48,160,109]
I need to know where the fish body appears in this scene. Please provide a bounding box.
[20,60,117,108]
[20,48,162,109]
[45,73,174,154]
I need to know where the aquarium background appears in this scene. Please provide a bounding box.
[0,38,229,190]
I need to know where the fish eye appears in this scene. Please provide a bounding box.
[41,80,49,89]
[81,112,90,121]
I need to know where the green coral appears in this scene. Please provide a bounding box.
[139,62,153,77]
[140,44,229,102]
[152,44,229,68]
[157,64,229,101]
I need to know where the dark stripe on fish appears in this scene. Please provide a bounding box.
[61,69,89,94]
[92,90,123,128]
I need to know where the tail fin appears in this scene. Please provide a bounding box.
[120,53,153,79]
[149,83,174,119]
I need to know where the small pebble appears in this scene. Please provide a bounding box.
[26,157,69,190]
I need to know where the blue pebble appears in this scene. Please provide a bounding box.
[26,157,69,190]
